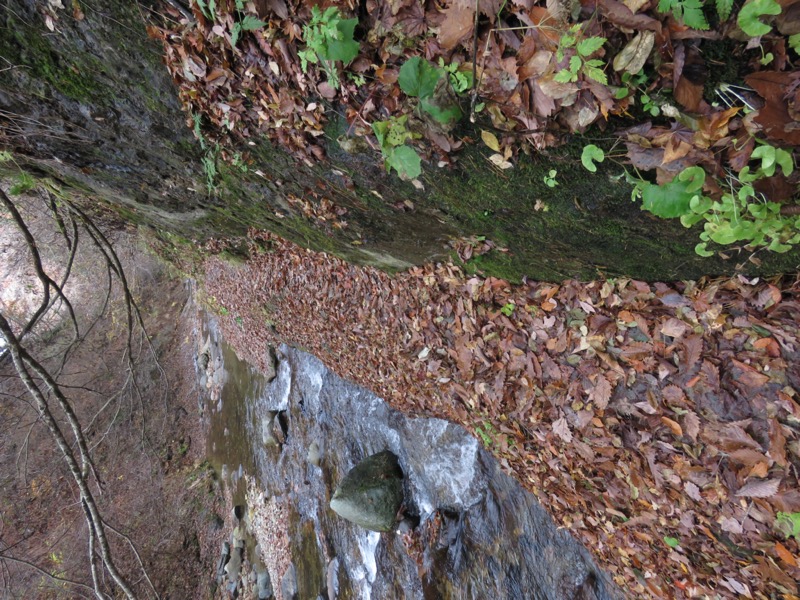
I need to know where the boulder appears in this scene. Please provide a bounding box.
[329,450,404,532]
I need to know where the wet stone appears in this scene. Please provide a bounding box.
[329,450,404,532]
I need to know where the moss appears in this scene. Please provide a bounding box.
[0,15,104,102]
[421,134,800,282]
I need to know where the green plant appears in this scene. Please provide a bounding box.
[500,302,516,316]
[775,512,800,539]
[475,421,499,447]
[398,57,462,125]
[581,145,605,172]
[554,26,607,85]
[194,0,216,20]
[543,169,559,188]
[634,142,798,256]
[372,115,422,180]
[298,6,359,89]
[438,58,474,94]
[737,0,781,37]
[657,0,710,29]
[0,151,37,195]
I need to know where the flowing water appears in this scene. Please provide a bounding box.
[200,312,622,600]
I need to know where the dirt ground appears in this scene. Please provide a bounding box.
[0,190,224,599]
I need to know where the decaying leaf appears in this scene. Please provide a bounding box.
[612,31,655,74]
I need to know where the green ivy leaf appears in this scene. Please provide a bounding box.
[581,144,605,172]
[385,145,422,179]
[641,180,694,218]
[576,36,606,56]
[398,57,443,99]
[737,0,781,37]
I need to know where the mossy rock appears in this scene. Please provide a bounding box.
[329,450,404,532]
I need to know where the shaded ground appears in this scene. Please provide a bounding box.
[0,194,223,599]
[192,229,800,599]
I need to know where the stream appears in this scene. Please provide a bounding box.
[198,310,622,600]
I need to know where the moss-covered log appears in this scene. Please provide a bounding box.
[2,0,798,281]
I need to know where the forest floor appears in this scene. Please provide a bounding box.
[182,228,800,599]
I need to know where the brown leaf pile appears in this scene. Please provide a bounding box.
[202,229,800,598]
[152,0,799,215]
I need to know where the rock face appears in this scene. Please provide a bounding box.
[329,450,404,532]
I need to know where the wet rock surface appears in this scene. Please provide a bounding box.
[329,450,404,532]
[200,314,623,599]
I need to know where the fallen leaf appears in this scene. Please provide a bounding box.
[661,416,683,437]
[775,541,797,567]
[612,31,655,74]
[553,415,573,442]
[481,130,501,152]
[439,5,475,50]
[736,478,781,498]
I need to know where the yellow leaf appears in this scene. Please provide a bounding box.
[661,416,683,437]
[481,129,500,152]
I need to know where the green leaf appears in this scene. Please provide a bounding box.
[682,1,710,29]
[790,33,800,53]
[737,0,781,37]
[553,69,576,83]
[664,536,680,548]
[420,98,462,124]
[398,57,443,99]
[576,36,606,56]
[694,242,715,256]
[641,180,694,218]
[371,120,388,148]
[716,0,734,20]
[569,55,582,73]
[240,15,266,31]
[677,166,706,193]
[0,151,12,162]
[582,62,608,84]
[385,145,422,179]
[581,144,605,172]
[195,0,212,19]
[231,22,241,47]
[777,512,800,539]
[774,148,794,175]
[751,144,776,172]
[500,303,516,316]
[326,17,359,63]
